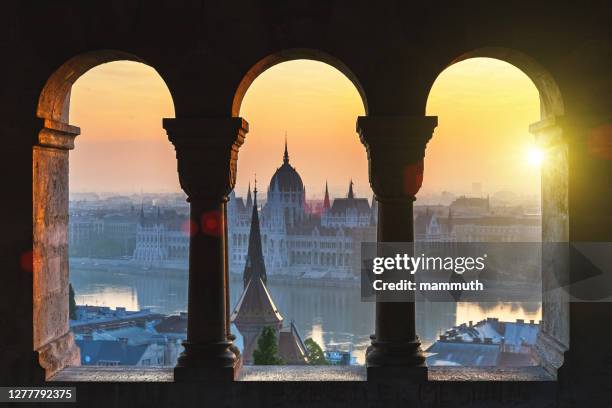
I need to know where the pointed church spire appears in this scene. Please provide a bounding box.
[243,174,266,288]
[246,182,253,208]
[348,180,355,199]
[253,175,258,206]
[370,194,378,226]
[323,181,331,210]
[139,203,145,226]
[283,132,289,164]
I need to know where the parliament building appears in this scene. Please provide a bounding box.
[227,142,377,279]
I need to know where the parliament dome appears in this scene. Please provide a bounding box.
[269,141,304,193]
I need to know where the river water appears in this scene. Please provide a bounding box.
[70,262,541,364]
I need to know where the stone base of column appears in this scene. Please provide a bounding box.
[228,333,241,360]
[173,341,241,382]
[36,331,81,380]
[366,337,427,382]
[535,331,568,380]
[367,365,428,382]
[174,365,239,382]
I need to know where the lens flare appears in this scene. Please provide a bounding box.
[526,146,545,167]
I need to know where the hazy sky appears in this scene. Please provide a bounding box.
[69,62,177,194]
[424,58,541,197]
[69,58,541,198]
[238,61,367,199]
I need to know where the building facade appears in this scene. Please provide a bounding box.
[131,207,189,266]
[414,196,541,243]
[228,142,377,279]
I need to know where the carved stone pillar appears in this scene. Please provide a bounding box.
[357,115,437,381]
[164,117,248,382]
[531,114,612,381]
[33,119,81,379]
[529,116,570,379]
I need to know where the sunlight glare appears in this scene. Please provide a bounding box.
[526,146,545,167]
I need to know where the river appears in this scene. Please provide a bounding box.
[69,261,541,364]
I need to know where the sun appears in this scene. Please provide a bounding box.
[526,146,545,167]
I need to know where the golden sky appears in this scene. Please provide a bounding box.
[424,57,541,198]
[238,60,367,199]
[69,58,541,199]
[69,62,176,193]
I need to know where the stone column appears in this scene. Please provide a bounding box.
[529,116,569,378]
[531,114,612,381]
[357,115,437,381]
[33,119,82,379]
[164,117,248,382]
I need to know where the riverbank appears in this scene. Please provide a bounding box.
[69,257,361,288]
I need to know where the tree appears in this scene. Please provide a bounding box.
[252,326,283,365]
[304,338,328,365]
[69,283,77,320]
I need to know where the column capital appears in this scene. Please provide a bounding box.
[164,117,249,202]
[530,114,612,150]
[357,116,437,200]
[37,119,80,150]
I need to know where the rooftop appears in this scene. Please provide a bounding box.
[76,339,151,366]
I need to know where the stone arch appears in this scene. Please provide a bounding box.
[231,48,369,117]
[37,50,170,122]
[429,47,564,119]
[33,50,176,379]
[424,48,569,378]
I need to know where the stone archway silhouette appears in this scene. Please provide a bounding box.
[33,50,176,379]
[232,48,369,117]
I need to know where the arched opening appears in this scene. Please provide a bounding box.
[451,47,564,119]
[420,51,567,376]
[34,52,178,378]
[232,49,368,117]
[229,57,374,368]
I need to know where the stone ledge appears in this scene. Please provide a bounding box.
[49,365,553,383]
[428,366,554,381]
[237,365,367,381]
[49,366,174,382]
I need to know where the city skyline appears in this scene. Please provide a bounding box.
[68,185,539,203]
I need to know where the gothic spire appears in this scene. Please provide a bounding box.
[254,175,257,204]
[370,194,378,226]
[323,181,331,210]
[283,132,289,164]
[246,182,253,208]
[243,175,266,288]
[348,179,355,199]
[139,203,145,226]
